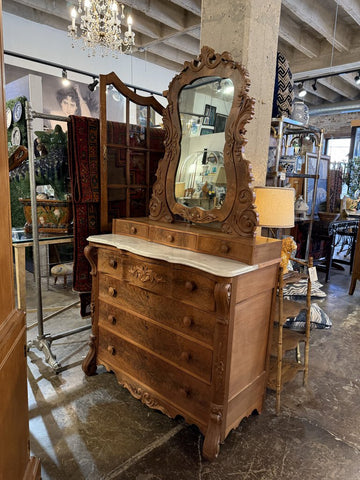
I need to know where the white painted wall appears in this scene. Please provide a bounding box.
[3,12,176,96]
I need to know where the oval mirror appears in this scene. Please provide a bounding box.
[175,76,233,211]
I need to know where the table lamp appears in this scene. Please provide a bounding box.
[254,186,295,234]
[254,186,296,273]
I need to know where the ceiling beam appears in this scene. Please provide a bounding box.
[123,0,199,31]
[132,50,181,73]
[290,42,360,79]
[318,75,359,99]
[299,81,342,102]
[2,0,69,30]
[164,34,199,56]
[282,0,352,52]
[335,0,360,26]
[168,0,201,16]
[340,71,360,89]
[279,13,320,58]
[146,42,194,65]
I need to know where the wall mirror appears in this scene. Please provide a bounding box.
[149,46,258,237]
[175,76,233,211]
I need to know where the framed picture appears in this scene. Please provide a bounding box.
[304,153,330,215]
[200,127,214,135]
[202,104,217,126]
[214,113,227,133]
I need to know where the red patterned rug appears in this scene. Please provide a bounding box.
[68,116,165,316]
[68,116,100,298]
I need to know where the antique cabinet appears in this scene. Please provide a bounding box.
[83,46,281,460]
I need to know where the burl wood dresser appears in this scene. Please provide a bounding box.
[83,234,279,460]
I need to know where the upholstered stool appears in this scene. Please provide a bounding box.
[50,263,73,287]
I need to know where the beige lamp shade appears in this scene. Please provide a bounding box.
[254,186,295,228]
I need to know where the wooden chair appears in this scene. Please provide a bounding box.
[267,257,313,414]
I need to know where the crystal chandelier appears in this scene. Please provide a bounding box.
[68,1,135,57]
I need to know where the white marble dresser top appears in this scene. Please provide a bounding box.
[87,234,258,278]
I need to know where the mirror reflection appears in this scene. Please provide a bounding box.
[175,76,234,210]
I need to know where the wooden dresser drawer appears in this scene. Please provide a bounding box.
[98,248,124,276]
[99,300,213,383]
[98,329,211,423]
[150,227,197,250]
[197,235,245,260]
[113,220,149,238]
[98,275,216,345]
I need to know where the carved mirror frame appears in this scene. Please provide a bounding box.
[149,46,258,238]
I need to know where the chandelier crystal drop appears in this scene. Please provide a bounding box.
[68,1,135,57]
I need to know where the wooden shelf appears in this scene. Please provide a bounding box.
[270,325,306,356]
[282,271,307,286]
[273,298,305,322]
[267,357,305,391]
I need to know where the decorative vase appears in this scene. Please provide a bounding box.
[291,101,309,125]
[19,198,73,234]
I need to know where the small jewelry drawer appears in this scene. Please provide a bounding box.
[197,235,244,260]
[113,220,149,238]
[150,227,197,250]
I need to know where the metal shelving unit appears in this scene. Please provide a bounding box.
[270,116,325,260]
[25,102,91,372]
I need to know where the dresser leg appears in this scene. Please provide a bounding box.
[82,334,97,375]
[202,404,222,460]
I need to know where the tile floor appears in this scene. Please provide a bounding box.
[24,263,360,480]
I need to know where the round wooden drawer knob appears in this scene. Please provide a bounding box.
[220,243,230,254]
[130,226,137,234]
[108,314,117,325]
[108,286,117,297]
[107,345,116,355]
[167,234,174,243]
[181,351,191,362]
[185,280,196,291]
[109,258,117,268]
[183,316,193,327]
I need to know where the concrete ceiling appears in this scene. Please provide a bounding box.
[3,0,360,111]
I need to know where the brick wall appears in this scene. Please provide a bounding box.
[310,112,360,138]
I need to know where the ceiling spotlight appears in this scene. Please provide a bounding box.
[355,73,360,85]
[88,77,99,92]
[298,83,307,98]
[312,79,317,91]
[62,69,70,87]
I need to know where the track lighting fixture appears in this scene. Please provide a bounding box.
[298,82,307,98]
[62,69,70,87]
[88,78,99,92]
[312,79,317,91]
[355,72,360,85]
